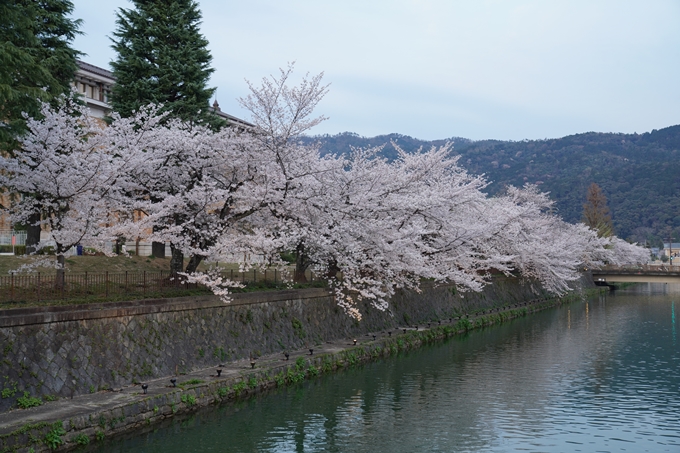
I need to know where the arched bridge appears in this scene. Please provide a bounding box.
[591,265,680,284]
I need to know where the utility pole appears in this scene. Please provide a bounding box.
[670,233,676,268]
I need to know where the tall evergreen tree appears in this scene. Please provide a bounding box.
[0,0,81,252]
[583,183,614,238]
[0,0,81,153]
[110,0,225,130]
[110,0,224,269]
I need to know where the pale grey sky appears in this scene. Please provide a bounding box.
[72,0,680,141]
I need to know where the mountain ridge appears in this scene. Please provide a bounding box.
[302,125,680,245]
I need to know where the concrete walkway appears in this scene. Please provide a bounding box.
[0,334,357,435]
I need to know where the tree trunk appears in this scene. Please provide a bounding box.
[55,254,65,290]
[185,255,203,274]
[294,243,308,283]
[170,245,184,274]
[326,259,340,279]
[114,236,126,255]
[25,211,41,254]
[152,241,166,258]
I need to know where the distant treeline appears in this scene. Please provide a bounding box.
[303,125,680,246]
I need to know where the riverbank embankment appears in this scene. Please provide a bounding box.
[0,275,598,452]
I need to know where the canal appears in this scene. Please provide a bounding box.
[98,284,680,452]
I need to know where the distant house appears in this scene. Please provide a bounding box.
[73,60,253,128]
[661,243,680,259]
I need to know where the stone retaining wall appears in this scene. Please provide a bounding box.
[0,276,565,413]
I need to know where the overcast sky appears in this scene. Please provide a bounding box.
[71,0,680,141]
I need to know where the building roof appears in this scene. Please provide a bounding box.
[75,61,252,128]
[76,60,115,80]
[210,100,254,128]
[662,243,680,249]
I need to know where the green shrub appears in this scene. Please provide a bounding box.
[286,368,305,384]
[0,245,26,255]
[233,381,246,397]
[180,393,196,406]
[44,422,65,450]
[74,434,90,445]
[179,378,204,387]
[291,318,306,338]
[295,357,305,371]
[16,391,42,409]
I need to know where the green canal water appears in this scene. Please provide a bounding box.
[98,284,680,452]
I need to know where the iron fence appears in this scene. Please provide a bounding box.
[0,230,26,246]
[0,268,320,305]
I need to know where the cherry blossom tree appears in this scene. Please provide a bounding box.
[0,97,120,286]
[0,67,650,318]
[188,65,650,319]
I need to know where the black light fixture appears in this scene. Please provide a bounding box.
[372,334,376,340]
[353,339,357,345]
[403,329,407,334]
[415,325,418,331]
[427,323,431,328]
[216,368,222,377]
[250,358,256,369]
[284,352,290,361]
[388,331,392,337]
[438,320,441,325]
[170,378,177,387]
[309,348,314,355]
[141,383,148,394]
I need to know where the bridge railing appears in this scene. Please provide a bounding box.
[597,264,680,272]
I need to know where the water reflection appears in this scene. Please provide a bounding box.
[99,284,680,453]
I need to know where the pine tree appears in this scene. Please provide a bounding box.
[0,0,81,252]
[110,0,225,270]
[583,183,614,238]
[0,0,81,153]
[110,0,225,130]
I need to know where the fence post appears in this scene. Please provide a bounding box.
[254,269,256,283]
[37,272,40,302]
[274,269,277,284]
[125,271,128,294]
[11,272,14,302]
[143,271,146,295]
[105,271,109,298]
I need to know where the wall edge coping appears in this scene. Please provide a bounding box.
[0,287,333,328]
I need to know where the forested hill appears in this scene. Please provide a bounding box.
[303,126,680,244]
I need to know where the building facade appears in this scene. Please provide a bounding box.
[73,60,253,127]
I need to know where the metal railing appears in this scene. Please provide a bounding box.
[598,264,680,272]
[0,268,320,305]
[0,230,26,246]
